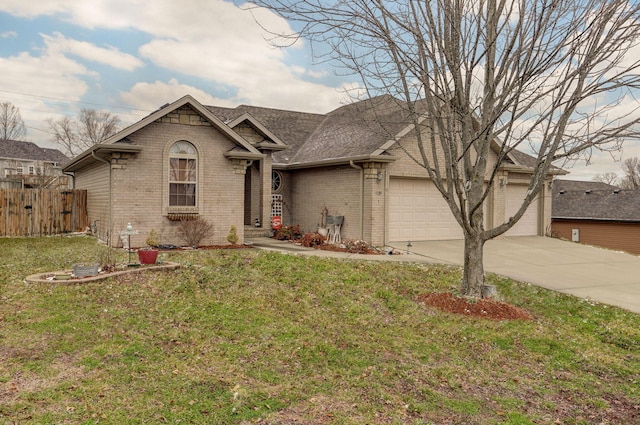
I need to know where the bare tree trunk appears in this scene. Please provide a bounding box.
[462,232,485,297]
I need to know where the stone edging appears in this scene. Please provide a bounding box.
[24,262,181,284]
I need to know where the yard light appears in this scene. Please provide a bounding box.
[126,223,133,264]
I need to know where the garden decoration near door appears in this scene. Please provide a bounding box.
[327,215,343,245]
[271,194,283,231]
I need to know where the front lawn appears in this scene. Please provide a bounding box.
[0,236,638,424]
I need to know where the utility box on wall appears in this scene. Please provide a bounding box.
[571,228,580,242]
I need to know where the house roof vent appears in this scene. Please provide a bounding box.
[585,190,592,194]
[613,189,620,194]
[559,190,565,194]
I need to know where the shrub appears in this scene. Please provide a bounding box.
[343,239,371,254]
[274,224,303,241]
[178,217,214,248]
[227,225,239,245]
[299,232,326,248]
[145,229,159,247]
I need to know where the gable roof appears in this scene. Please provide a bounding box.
[0,139,68,164]
[206,104,326,164]
[552,182,640,221]
[64,95,263,172]
[225,113,288,151]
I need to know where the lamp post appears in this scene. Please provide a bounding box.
[126,223,133,265]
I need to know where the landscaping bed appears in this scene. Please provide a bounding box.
[25,261,181,284]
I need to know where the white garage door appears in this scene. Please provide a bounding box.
[505,185,540,236]
[389,178,463,241]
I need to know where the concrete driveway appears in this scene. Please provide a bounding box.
[391,236,640,313]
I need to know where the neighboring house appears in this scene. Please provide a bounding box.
[63,95,559,248]
[551,179,640,255]
[0,140,69,189]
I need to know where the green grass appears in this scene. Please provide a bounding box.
[0,236,638,424]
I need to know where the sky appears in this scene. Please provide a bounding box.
[0,0,638,181]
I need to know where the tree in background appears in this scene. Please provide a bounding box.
[592,172,620,186]
[0,102,26,141]
[48,109,121,156]
[594,157,640,188]
[619,157,640,189]
[252,0,640,297]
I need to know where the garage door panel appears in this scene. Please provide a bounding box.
[389,178,463,241]
[505,185,539,236]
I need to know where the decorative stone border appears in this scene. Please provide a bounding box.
[24,262,181,284]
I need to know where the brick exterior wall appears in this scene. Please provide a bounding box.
[99,106,248,247]
[288,165,362,240]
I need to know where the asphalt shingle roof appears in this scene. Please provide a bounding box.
[206,104,326,164]
[0,139,68,164]
[552,180,640,221]
[206,95,541,169]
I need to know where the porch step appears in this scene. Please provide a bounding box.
[244,226,271,239]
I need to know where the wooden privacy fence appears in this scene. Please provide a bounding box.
[0,189,88,237]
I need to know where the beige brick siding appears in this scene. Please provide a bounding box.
[288,166,362,240]
[385,130,499,179]
[104,115,246,248]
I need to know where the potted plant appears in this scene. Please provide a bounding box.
[138,229,159,264]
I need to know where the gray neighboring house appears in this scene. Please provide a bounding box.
[0,140,69,189]
[63,95,558,248]
[551,179,640,255]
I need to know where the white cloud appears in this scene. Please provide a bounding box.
[1,30,17,38]
[0,0,349,113]
[119,79,231,113]
[42,32,144,71]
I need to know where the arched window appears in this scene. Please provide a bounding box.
[272,170,283,193]
[169,141,197,207]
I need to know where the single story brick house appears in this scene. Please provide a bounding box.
[551,179,640,255]
[63,95,557,248]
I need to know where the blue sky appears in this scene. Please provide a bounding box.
[0,1,354,140]
[0,0,637,181]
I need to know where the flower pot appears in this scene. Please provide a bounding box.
[137,249,159,264]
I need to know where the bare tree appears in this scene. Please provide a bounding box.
[0,102,26,141]
[48,109,121,156]
[619,157,640,188]
[593,172,620,186]
[252,0,640,297]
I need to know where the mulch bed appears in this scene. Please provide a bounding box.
[417,292,534,321]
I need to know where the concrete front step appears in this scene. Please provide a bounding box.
[244,226,271,239]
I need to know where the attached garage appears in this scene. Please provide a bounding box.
[389,178,464,241]
[505,185,540,236]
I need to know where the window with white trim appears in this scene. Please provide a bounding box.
[169,141,197,207]
[28,166,35,175]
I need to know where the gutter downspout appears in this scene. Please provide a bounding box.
[350,161,364,240]
[62,171,75,189]
[91,150,112,246]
